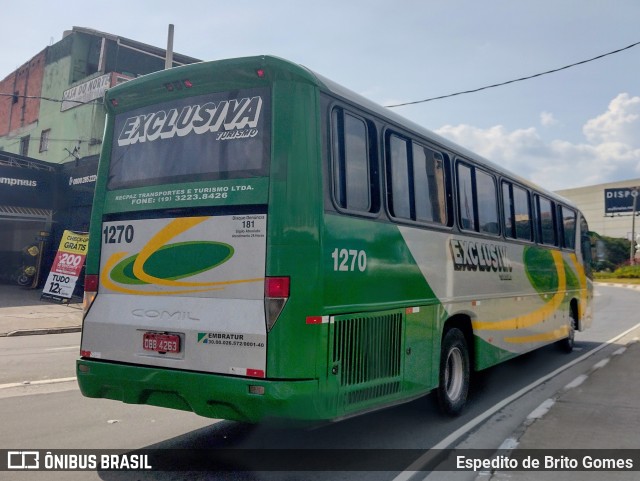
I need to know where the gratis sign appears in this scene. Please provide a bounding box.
[41,231,89,303]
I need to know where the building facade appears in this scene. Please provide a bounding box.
[0,27,199,287]
[556,178,640,240]
[1,26,199,163]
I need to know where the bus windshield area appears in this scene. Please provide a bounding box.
[108,87,270,190]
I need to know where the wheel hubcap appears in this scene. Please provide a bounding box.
[445,347,464,401]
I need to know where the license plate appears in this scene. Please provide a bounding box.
[143,332,181,354]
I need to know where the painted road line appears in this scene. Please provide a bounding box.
[526,398,555,420]
[0,377,77,390]
[45,346,80,352]
[0,377,78,400]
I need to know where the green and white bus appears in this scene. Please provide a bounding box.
[77,56,593,422]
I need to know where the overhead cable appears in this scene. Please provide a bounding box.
[385,40,640,108]
[0,92,89,105]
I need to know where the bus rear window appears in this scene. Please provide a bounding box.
[108,87,270,190]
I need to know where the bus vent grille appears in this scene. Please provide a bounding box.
[344,381,401,406]
[332,313,403,388]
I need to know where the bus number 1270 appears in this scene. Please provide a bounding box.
[103,224,134,244]
[331,248,367,272]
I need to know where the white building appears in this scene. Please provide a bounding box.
[556,178,640,240]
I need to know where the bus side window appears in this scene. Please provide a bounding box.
[386,133,448,226]
[580,217,593,277]
[536,195,557,245]
[413,145,447,225]
[560,206,576,250]
[502,181,532,241]
[513,185,532,240]
[387,134,412,219]
[476,170,499,235]
[456,161,499,235]
[457,163,476,231]
[331,108,379,214]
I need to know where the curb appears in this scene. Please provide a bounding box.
[0,326,82,337]
[594,282,640,290]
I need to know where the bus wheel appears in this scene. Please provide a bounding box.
[559,311,576,353]
[437,327,470,416]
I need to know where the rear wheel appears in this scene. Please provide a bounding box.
[559,310,576,353]
[437,327,470,416]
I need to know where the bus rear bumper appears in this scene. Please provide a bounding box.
[76,359,321,423]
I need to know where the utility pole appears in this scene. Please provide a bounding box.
[165,24,174,70]
[630,187,638,265]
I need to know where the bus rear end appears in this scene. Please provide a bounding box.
[77,58,319,422]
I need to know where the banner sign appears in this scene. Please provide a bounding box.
[61,72,131,111]
[0,165,55,208]
[604,187,640,215]
[41,230,89,303]
[61,74,111,111]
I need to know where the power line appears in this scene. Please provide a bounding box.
[0,92,96,105]
[2,41,638,109]
[385,40,640,108]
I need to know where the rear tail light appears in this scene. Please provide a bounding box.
[83,274,99,318]
[264,277,289,331]
[265,277,290,297]
[164,80,192,91]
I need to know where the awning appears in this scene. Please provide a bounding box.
[0,205,52,221]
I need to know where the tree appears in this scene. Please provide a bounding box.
[592,233,632,270]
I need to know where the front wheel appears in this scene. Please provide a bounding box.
[437,327,470,416]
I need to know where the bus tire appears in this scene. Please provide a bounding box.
[437,327,470,416]
[559,310,576,353]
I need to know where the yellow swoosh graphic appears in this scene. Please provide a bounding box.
[102,252,224,295]
[504,325,569,344]
[131,217,263,288]
[472,250,566,333]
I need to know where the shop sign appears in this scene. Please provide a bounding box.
[0,165,54,208]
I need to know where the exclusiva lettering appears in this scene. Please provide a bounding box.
[117,96,263,146]
[449,238,513,273]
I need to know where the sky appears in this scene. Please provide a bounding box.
[2,0,639,191]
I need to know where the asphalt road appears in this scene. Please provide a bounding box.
[1,285,638,481]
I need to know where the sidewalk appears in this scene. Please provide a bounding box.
[482,339,640,480]
[0,283,82,336]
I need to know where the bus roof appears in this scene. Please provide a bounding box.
[105,55,576,210]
